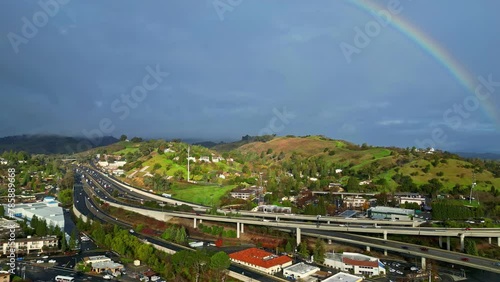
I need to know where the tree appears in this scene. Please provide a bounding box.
[58,189,73,206]
[299,242,309,258]
[285,241,293,253]
[346,177,359,192]
[120,134,127,141]
[210,251,231,281]
[313,238,325,263]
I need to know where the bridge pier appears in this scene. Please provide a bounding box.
[241,223,244,234]
[498,237,500,247]
[439,236,443,248]
[193,217,197,229]
[384,250,387,256]
[447,236,451,251]
[236,222,240,239]
[383,231,387,240]
[460,234,465,252]
[328,239,332,245]
[488,237,491,244]
[296,227,301,245]
[366,246,370,252]
[421,257,426,270]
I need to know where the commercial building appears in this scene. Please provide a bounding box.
[321,272,363,282]
[3,198,64,229]
[283,262,320,280]
[230,188,256,200]
[229,248,292,274]
[343,196,367,209]
[84,255,124,274]
[1,235,58,255]
[0,219,21,239]
[394,193,426,207]
[367,206,415,221]
[323,252,385,277]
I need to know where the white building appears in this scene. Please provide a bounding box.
[108,161,127,169]
[112,169,125,176]
[163,148,175,153]
[3,198,65,229]
[343,196,367,209]
[199,156,210,162]
[0,158,7,165]
[97,161,109,167]
[323,252,385,277]
[1,235,58,255]
[283,263,320,280]
[335,169,343,174]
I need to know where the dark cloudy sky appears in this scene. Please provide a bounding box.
[1,0,500,152]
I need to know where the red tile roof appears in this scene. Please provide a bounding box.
[230,248,292,269]
[342,257,378,267]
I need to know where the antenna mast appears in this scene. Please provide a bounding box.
[187,145,190,182]
[469,172,476,204]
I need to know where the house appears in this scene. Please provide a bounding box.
[108,161,127,169]
[230,188,256,200]
[218,174,226,179]
[0,158,7,165]
[112,169,125,176]
[229,248,292,274]
[394,193,426,206]
[283,263,320,280]
[199,156,210,162]
[335,169,343,174]
[163,148,175,153]
[186,157,196,162]
[309,177,318,182]
[212,156,224,163]
[359,180,372,186]
[323,252,385,277]
[97,161,109,167]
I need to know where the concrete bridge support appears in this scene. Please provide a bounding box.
[439,236,443,248]
[460,234,465,252]
[296,227,301,245]
[236,222,240,239]
[421,257,426,270]
[447,236,451,251]
[240,223,244,234]
[383,231,387,240]
[366,246,370,252]
[193,217,197,228]
[498,237,500,247]
[488,237,492,244]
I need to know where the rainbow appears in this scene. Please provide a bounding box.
[347,0,500,126]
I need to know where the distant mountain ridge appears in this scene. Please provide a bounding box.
[454,152,500,160]
[0,134,119,154]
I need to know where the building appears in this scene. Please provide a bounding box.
[112,169,125,176]
[1,235,58,255]
[322,272,363,282]
[230,188,256,200]
[323,252,385,277]
[0,271,10,282]
[367,206,415,221]
[3,198,65,229]
[394,193,426,207]
[343,196,367,209]
[229,248,292,274]
[256,205,292,214]
[84,255,124,274]
[0,219,21,239]
[0,158,7,165]
[283,262,320,280]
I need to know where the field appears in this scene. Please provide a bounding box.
[169,182,236,206]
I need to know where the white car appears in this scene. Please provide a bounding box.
[36,260,44,264]
[150,276,161,281]
[103,274,112,280]
[48,259,56,264]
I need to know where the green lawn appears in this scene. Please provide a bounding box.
[169,183,236,206]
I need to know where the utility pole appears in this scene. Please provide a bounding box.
[187,146,190,183]
[469,172,476,204]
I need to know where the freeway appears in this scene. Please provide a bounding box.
[74,181,280,282]
[76,168,500,274]
[82,168,500,238]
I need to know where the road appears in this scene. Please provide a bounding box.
[74,181,279,282]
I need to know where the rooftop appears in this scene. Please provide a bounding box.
[322,272,363,282]
[92,261,124,270]
[368,206,415,215]
[229,248,292,269]
[283,262,319,274]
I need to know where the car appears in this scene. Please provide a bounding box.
[420,247,429,251]
[48,259,56,264]
[464,227,471,231]
[129,229,135,233]
[494,262,500,267]
[103,274,112,280]
[461,257,469,262]
[36,260,44,264]
[401,246,409,250]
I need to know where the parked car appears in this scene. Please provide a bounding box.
[420,247,429,251]
[48,259,56,264]
[461,257,469,262]
[103,274,112,280]
[36,260,44,264]
[401,246,409,250]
